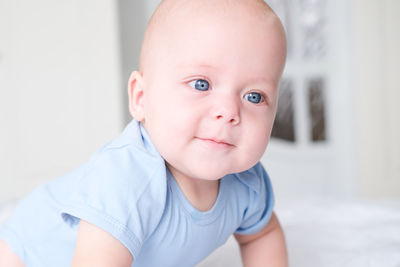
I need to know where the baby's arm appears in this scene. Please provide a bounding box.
[0,240,25,267]
[71,220,133,267]
[234,212,288,267]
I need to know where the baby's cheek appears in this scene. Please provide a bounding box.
[249,130,270,157]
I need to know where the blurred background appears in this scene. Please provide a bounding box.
[0,0,399,204]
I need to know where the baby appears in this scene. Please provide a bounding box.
[0,0,287,266]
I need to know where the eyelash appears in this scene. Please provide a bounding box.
[187,78,267,105]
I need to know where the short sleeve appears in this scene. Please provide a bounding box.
[58,143,167,260]
[235,162,275,235]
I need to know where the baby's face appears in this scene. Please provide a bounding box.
[134,2,286,181]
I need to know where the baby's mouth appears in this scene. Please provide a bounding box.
[195,137,235,149]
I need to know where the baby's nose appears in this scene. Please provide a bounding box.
[212,97,240,125]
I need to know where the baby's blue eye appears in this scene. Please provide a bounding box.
[244,92,263,104]
[190,79,210,91]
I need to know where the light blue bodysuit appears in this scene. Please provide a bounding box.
[0,120,274,267]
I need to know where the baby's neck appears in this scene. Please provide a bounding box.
[168,167,220,212]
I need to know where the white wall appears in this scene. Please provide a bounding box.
[0,0,123,202]
[352,0,400,198]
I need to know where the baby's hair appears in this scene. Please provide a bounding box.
[139,0,278,74]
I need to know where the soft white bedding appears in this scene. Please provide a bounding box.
[200,197,400,267]
[1,198,400,266]
[277,198,400,267]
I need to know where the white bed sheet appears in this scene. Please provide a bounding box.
[1,197,400,267]
[277,198,400,267]
[200,197,400,267]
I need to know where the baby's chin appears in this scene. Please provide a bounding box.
[188,164,250,181]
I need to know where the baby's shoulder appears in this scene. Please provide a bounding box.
[57,142,169,253]
[63,138,167,209]
[86,142,165,191]
[73,120,166,197]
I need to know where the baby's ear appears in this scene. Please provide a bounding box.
[128,71,145,121]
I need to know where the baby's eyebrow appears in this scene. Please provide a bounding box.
[247,76,274,87]
[176,62,220,71]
